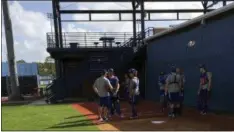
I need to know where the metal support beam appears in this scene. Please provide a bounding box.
[52,0,60,48]
[202,1,208,14]
[2,0,21,100]
[60,9,212,22]
[60,9,214,22]
[57,3,63,48]
[52,0,61,78]
[223,0,227,6]
[119,13,122,21]
[58,0,234,2]
[60,9,214,14]
[61,18,196,21]
[140,0,145,39]
[57,11,64,76]
[132,1,137,47]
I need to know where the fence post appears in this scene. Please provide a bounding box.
[85,33,87,47]
[63,33,66,48]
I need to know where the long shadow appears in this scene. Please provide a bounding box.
[65,114,95,119]
[74,100,234,131]
[48,118,101,129]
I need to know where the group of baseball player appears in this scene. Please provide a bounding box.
[93,64,212,122]
[159,64,212,118]
[93,68,139,122]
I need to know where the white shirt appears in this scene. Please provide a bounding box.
[93,76,111,97]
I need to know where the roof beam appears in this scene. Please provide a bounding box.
[58,0,234,2]
[61,19,189,22]
[60,9,214,14]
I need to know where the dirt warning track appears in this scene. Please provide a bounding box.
[72,100,234,131]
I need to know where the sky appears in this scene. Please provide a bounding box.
[1,1,233,62]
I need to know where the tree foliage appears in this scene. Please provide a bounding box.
[16,57,56,76]
[37,56,56,76]
[17,59,26,63]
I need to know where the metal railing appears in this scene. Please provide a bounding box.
[122,27,154,52]
[47,32,134,48]
[46,27,154,49]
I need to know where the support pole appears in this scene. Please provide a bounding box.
[201,1,208,14]
[132,1,137,47]
[223,0,227,6]
[57,2,64,76]
[2,0,22,100]
[57,3,63,48]
[52,0,61,78]
[52,0,60,48]
[140,0,145,40]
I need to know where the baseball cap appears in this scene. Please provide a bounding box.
[128,68,136,73]
[101,69,108,75]
[108,68,114,73]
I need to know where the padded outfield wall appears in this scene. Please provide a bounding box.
[145,5,234,112]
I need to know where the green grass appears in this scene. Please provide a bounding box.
[39,84,47,89]
[2,104,99,131]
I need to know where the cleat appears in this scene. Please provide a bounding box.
[98,118,104,122]
[168,113,172,117]
[119,114,125,118]
[130,116,138,119]
[202,112,207,115]
[172,114,175,118]
[104,117,109,121]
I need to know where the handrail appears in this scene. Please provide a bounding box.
[46,27,154,49]
[122,27,154,47]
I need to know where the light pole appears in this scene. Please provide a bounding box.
[2,0,21,100]
[47,13,53,34]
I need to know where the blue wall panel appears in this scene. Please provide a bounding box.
[61,47,134,98]
[146,13,234,112]
[1,62,38,77]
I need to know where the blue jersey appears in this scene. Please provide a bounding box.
[158,75,166,86]
[108,76,119,88]
[158,75,166,95]
[108,76,119,96]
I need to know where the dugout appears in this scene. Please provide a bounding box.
[47,41,135,99]
[1,62,39,96]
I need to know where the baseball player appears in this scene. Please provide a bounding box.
[198,64,212,115]
[128,68,140,119]
[93,69,113,122]
[165,66,182,118]
[107,68,123,118]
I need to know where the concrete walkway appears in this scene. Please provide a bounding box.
[28,98,47,105]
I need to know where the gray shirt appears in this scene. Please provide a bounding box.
[166,73,181,93]
[129,77,140,95]
[93,76,111,97]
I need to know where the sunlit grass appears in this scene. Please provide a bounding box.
[2,104,99,131]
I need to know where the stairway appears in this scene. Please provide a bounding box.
[44,77,65,104]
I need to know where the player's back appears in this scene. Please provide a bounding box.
[94,76,110,97]
[167,73,181,93]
